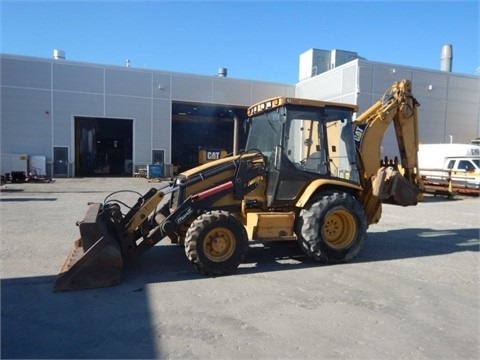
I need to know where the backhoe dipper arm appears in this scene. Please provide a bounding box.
[353,79,421,184]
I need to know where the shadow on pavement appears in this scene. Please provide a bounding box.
[2,226,478,359]
[1,198,57,202]
[132,226,479,283]
[1,274,157,359]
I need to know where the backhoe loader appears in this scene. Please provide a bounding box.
[54,79,424,292]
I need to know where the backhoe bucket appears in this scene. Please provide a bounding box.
[373,167,420,206]
[54,203,123,292]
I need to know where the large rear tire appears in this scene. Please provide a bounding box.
[185,211,248,276]
[297,192,367,263]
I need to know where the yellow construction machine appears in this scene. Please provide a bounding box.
[54,79,424,292]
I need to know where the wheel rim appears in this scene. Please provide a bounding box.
[203,227,236,262]
[322,209,357,249]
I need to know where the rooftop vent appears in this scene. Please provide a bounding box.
[218,67,227,77]
[53,49,65,60]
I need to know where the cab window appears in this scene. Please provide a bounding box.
[458,160,475,172]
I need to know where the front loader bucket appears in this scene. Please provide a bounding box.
[54,203,123,292]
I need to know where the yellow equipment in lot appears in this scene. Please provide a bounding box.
[54,79,423,292]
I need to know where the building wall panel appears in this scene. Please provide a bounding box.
[250,83,294,104]
[448,76,479,103]
[0,57,51,89]
[445,102,480,142]
[358,65,373,93]
[105,95,150,119]
[412,71,448,100]
[134,125,153,164]
[105,69,152,97]
[296,70,343,100]
[372,65,413,94]
[341,65,357,95]
[1,87,52,155]
[53,63,104,93]
[296,62,359,102]
[152,73,172,99]
[171,75,212,102]
[416,99,448,143]
[152,99,171,162]
[212,79,251,105]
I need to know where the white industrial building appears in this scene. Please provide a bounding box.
[1,48,479,178]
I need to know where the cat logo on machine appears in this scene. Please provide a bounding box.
[206,151,221,160]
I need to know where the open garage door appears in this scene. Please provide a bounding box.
[74,117,133,177]
[171,102,247,172]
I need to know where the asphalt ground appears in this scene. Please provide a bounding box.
[1,178,479,359]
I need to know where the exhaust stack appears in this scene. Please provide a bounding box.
[440,44,453,72]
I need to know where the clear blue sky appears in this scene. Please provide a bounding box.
[1,0,478,83]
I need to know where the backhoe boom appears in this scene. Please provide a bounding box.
[353,79,424,222]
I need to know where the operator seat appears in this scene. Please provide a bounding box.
[303,151,327,174]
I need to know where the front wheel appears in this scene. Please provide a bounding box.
[185,211,249,276]
[297,192,367,263]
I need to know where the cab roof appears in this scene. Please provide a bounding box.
[247,96,358,116]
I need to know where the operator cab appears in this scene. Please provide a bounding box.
[245,97,360,207]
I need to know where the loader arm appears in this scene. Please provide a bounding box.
[353,79,424,223]
[54,153,265,292]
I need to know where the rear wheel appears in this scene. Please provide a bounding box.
[297,192,367,263]
[185,211,248,275]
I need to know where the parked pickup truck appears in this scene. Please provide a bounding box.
[418,143,480,190]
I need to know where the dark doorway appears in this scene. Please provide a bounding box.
[171,103,248,172]
[74,117,133,177]
[53,146,69,177]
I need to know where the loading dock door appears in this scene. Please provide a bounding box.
[171,103,247,172]
[75,117,133,177]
